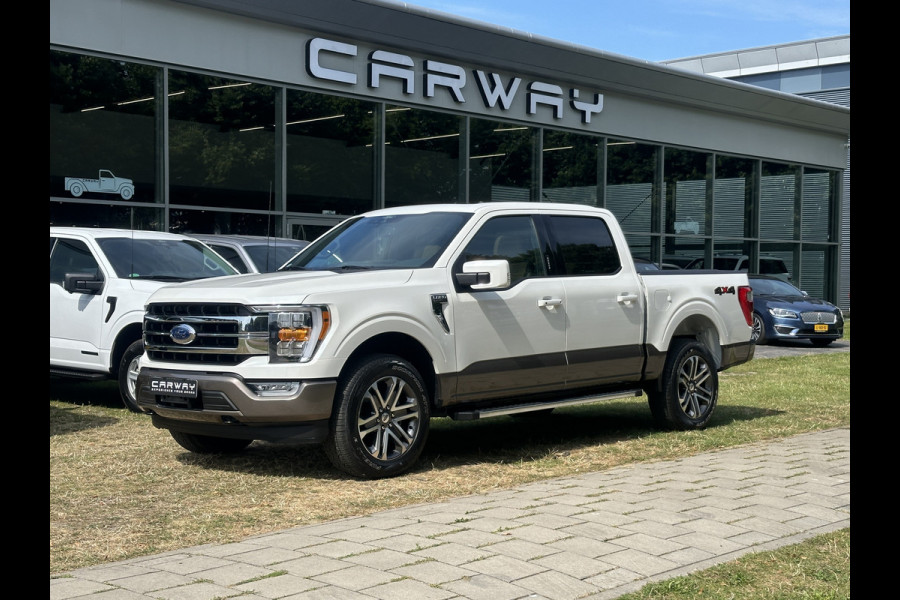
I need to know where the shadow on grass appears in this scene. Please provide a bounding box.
[50,377,123,409]
[50,378,125,436]
[166,400,781,480]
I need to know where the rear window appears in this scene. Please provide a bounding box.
[546,215,620,276]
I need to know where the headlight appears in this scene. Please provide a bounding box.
[769,307,799,319]
[255,305,330,362]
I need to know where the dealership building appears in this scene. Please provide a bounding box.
[50,0,851,308]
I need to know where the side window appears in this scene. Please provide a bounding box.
[208,244,248,273]
[459,216,544,286]
[49,238,101,286]
[546,215,620,275]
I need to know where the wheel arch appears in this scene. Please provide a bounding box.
[111,322,144,373]
[669,313,723,368]
[644,311,724,393]
[339,332,437,408]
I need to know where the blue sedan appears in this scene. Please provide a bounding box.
[749,275,844,346]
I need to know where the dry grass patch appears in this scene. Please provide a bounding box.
[51,350,849,575]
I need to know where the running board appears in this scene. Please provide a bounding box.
[50,368,107,381]
[449,389,643,421]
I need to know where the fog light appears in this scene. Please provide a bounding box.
[247,381,300,397]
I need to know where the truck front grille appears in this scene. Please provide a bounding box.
[144,303,269,365]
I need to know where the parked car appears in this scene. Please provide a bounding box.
[187,234,309,273]
[663,255,698,269]
[685,254,792,282]
[633,257,660,273]
[50,227,240,411]
[634,258,681,272]
[748,275,843,346]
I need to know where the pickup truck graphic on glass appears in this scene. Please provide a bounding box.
[65,169,135,200]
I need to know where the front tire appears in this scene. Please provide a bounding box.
[648,339,718,430]
[751,313,767,344]
[117,340,144,413]
[325,354,430,479]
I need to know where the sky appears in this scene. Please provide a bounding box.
[390,0,849,62]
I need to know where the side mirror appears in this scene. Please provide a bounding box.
[63,271,104,295]
[455,259,511,290]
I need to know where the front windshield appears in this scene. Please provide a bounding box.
[280,212,472,271]
[98,238,239,280]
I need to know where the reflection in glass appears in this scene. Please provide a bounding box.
[802,168,837,242]
[714,156,755,238]
[50,51,159,203]
[168,71,276,210]
[49,202,163,231]
[798,246,827,298]
[665,148,710,237]
[385,106,462,206]
[542,131,601,205]
[168,208,283,238]
[286,90,376,216]
[470,119,534,203]
[760,162,800,239]
[606,140,657,234]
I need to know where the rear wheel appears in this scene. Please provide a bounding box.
[117,340,144,413]
[648,339,718,430]
[325,354,430,479]
[169,431,253,453]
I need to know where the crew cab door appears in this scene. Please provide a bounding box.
[542,213,646,387]
[449,214,567,403]
[49,236,108,371]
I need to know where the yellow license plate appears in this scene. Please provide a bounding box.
[814,324,828,332]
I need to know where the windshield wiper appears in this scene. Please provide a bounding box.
[129,275,190,281]
[331,265,377,272]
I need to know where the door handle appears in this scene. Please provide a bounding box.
[538,297,563,310]
[617,292,640,305]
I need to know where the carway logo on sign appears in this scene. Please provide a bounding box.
[150,378,198,397]
[305,37,605,127]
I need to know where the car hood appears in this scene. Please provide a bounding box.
[757,293,836,310]
[146,269,416,305]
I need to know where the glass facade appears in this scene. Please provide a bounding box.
[49,50,843,302]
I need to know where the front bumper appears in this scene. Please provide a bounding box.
[136,367,337,439]
[770,320,844,342]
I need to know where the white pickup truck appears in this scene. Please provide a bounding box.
[50,228,239,411]
[136,203,755,478]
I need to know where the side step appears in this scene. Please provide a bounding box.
[449,389,643,421]
[50,368,107,381]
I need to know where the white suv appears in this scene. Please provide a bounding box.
[50,227,239,411]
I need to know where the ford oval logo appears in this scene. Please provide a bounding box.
[170,323,196,345]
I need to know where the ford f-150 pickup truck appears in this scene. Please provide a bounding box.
[136,203,755,478]
[50,227,239,411]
